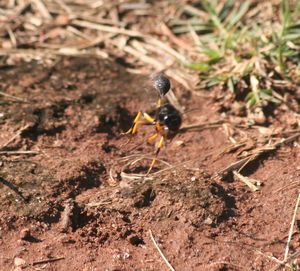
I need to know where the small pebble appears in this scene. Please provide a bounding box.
[14,257,26,267]
[191,176,196,182]
[204,217,213,225]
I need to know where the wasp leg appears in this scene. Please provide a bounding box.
[147,132,158,143]
[147,135,165,175]
[122,111,142,135]
[122,112,156,135]
[156,98,161,108]
[142,112,155,123]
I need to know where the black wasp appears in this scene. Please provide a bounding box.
[123,73,182,174]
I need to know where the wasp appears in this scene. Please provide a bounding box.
[123,73,182,174]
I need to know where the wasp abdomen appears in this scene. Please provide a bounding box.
[152,73,171,97]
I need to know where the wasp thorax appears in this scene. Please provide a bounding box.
[156,104,182,133]
[152,73,171,97]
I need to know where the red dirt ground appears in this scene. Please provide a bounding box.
[0,57,300,271]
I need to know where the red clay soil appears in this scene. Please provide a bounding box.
[0,57,300,271]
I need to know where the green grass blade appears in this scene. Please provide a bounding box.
[218,0,235,21]
[184,62,211,72]
[226,1,251,30]
[201,0,228,37]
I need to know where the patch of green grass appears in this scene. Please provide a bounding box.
[170,0,300,110]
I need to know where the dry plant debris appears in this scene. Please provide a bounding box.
[0,0,196,90]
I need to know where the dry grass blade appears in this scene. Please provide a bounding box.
[71,19,193,91]
[219,132,300,177]
[109,154,172,183]
[274,179,300,194]
[233,171,261,192]
[0,48,108,58]
[6,26,17,47]
[120,156,171,177]
[54,0,73,15]
[72,19,144,37]
[0,150,39,155]
[31,0,52,19]
[179,120,223,133]
[160,22,195,51]
[0,1,195,98]
[219,155,256,177]
[32,257,65,266]
[284,191,300,261]
[66,26,92,40]
[72,18,188,63]
[0,90,27,102]
[270,251,300,271]
[149,229,176,271]
[86,199,113,208]
[145,37,187,63]
[120,172,154,181]
[78,33,117,50]
[254,249,283,264]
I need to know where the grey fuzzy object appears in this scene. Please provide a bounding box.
[152,73,171,96]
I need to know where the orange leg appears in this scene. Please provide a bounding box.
[147,133,158,143]
[142,112,155,123]
[147,135,165,175]
[122,111,142,135]
[122,112,156,135]
[157,98,161,108]
[122,110,166,174]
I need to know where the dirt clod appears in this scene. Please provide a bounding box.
[19,229,31,241]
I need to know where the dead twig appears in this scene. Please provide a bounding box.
[0,150,39,155]
[32,257,65,266]
[149,229,176,271]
